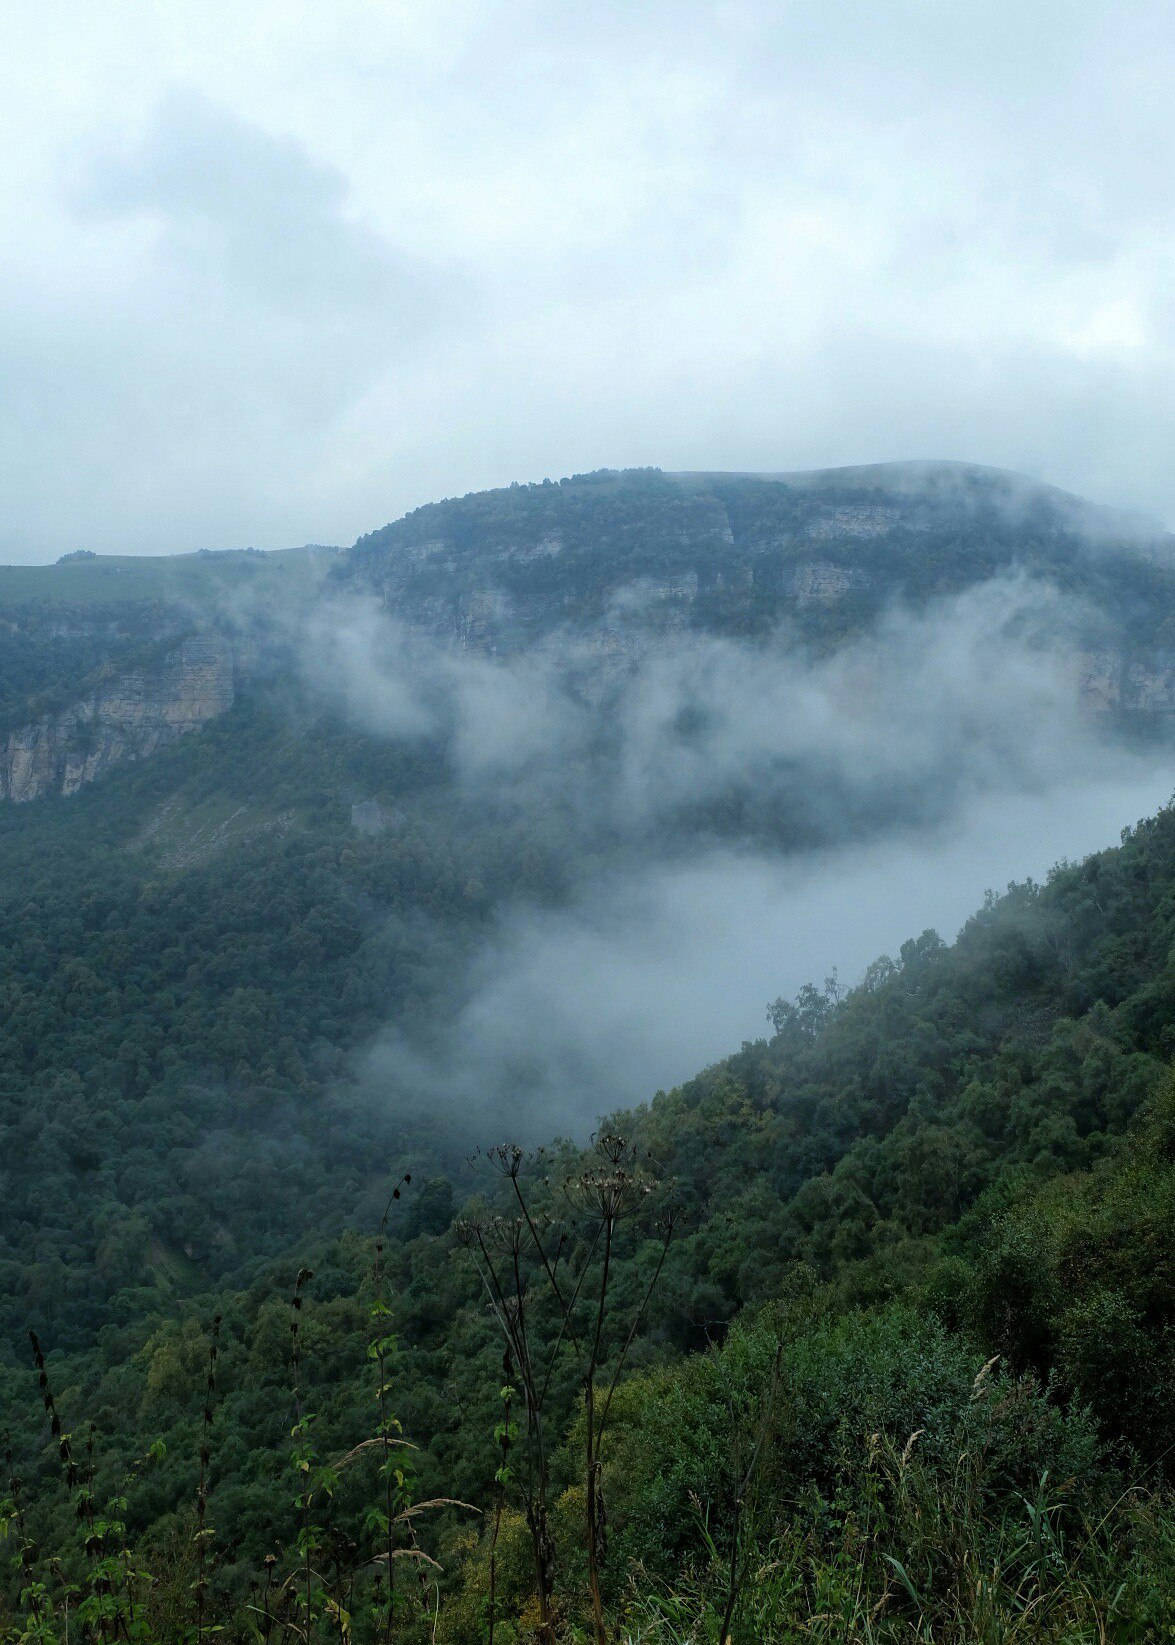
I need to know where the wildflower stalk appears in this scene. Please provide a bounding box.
[28,1331,110,1645]
[3,1437,49,1637]
[462,1135,675,1645]
[372,1172,410,1643]
[488,1352,515,1645]
[193,1314,221,1643]
[289,1267,317,1644]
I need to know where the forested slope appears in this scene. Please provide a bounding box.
[2,798,1175,1638]
[0,695,570,1351]
[3,462,1175,1369]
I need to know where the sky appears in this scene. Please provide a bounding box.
[3,0,1174,561]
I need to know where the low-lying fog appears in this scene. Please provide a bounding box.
[368,761,1172,1131]
[295,573,1174,1134]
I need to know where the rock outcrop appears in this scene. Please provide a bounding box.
[1078,649,1175,715]
[0,633,235,803]
[787,560,869,606]
[341,471,1175,718]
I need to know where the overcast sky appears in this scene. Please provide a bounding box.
[2,0,1173,560]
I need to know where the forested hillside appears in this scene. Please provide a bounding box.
[3,464,1167,1359]
[2,797,1175,1639]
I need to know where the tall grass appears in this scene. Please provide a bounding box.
[619,1433,1175,1643]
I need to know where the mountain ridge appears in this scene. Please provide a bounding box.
[1,461,1167,581]
[2,462,1175,802]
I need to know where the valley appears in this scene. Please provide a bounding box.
[1,463,1173,1639]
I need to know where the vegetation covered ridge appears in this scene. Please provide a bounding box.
[341,464,1175,661]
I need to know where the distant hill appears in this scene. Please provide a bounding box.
[0,542,337,608]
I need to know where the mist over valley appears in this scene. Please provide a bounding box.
[1,464,1173,1241]
[3,470,1175,1640]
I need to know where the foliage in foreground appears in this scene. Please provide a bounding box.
[3,1151,1174,1641]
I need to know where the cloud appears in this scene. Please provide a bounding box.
[298,574,1106,838]
[362,765,1174,1136]
[299,598,592,771]
[73,91,420,313]
[611,578,1092,826]
[0,85,460,559]
[291,572,1172,1133]
[3,1,1175,557]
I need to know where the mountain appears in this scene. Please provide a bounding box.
[0,464,1173,1636]
[345,461,1175,675]
[0,461,1172,1361]
[2,464,1174,804]
[0,546,335,801]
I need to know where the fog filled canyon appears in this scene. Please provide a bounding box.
[3,465,1174,1162]
[4,462,1175,1639]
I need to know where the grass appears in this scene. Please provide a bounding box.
[616,1438,1175,1644]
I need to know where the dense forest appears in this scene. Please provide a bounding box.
[2,796,1175,1638]
[1,466,1174,1639]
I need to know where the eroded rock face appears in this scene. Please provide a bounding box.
[1077,649,1175,714]
[806,504,905,540]
[0,634,235,803]
[788,561,869,606]
[1125,661,1175,712]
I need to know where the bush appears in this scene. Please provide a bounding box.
[602,1303,1105,1587]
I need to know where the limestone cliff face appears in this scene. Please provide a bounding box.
[787,560,870,606]
[0,634,235,803]
[341,470,1175,725]
[1078,649,1175,715]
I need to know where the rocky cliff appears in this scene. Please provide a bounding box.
[0,633,236,803]
[342,465,1175,668]
[1078,649,1175,715]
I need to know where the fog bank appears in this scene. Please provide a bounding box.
[282,565,1175,1137]
[365,761,1173,1134]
